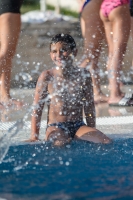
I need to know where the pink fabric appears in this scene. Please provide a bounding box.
[101,0,129,17]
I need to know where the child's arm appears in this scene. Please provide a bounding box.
[30,71,48,141]
[83,71,96,128]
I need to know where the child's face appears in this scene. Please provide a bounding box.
[50,42,76,67]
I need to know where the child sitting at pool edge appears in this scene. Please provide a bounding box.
[29,33,111,146]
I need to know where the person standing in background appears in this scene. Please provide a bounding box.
[0,0,23,108]
[130,0,133,69]
[100,0,133,106]
[80,0,108,104]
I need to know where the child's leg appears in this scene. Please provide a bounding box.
[75,125,112,143]
[100,5,131,104]
[80,0,108,103]
[45,126,71,146]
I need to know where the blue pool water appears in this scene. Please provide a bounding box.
[0,139,133,200]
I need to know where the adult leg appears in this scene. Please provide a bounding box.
[100,5,131,104]
[75,125,112,143]
[80,0,108,103]
[0,13,21,106]
[130,17,133,66]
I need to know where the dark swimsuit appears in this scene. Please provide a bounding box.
[130,0,133,16]
[0,0,23,15]
[82,0,91,11]
[47,121,86,138]
[79,0,91,18]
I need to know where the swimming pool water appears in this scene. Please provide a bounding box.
[0,139,133,200]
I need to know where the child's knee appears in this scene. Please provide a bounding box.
[54,138,71,146]
[47,130,71,146]
[102,137,112,144]
[48,130,61,141]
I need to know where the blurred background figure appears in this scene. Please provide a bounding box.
[0,0,23,108]
[100,0,132,106]
[130,0,133,67]
[80,0,108,104]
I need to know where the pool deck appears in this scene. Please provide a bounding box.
[0,84,133,142]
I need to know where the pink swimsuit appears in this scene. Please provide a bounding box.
[101,0,129,17]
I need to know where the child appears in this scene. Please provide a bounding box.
[29,33,111,146]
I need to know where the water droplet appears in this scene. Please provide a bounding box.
[65,162,69,166]
[17,54,21,58]
[60,161,63,165]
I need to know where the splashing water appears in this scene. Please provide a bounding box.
[0,120,23,164]
[0,98,34,164]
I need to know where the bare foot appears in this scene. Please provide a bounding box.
[0,98,24,109]
[94,93,109,104]
[108,93,125,105]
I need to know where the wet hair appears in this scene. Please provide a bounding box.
[50,33,76,51]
